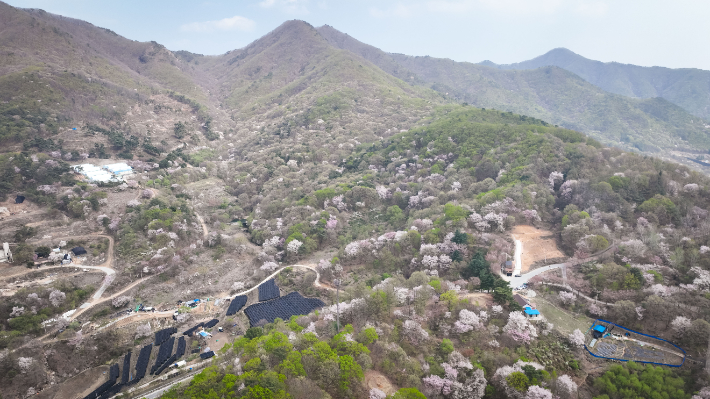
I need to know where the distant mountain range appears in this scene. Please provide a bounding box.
[1,0,709,158]
[318,26,710,153]
[480,48,710,121]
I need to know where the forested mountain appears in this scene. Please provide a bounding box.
[318,25,710,154]
[3,3,710,399]
[482,47,710,120]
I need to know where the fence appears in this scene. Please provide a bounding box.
[584,319,686,367]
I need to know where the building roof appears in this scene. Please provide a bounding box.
[524,307,540,316]
[593,325,606,333]
[513,294,529,307]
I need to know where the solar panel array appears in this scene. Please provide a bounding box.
[82,363,119,399]
[204,318,219,328]
[154,327,177,346]
[133,343,153,382]
[121,352,131,384]
[258,279,280,301]
[200,351,215,359]
[244,291,325,326]
[182,322,204,336]
[176,336,186,358]
[151,336,175,375]
[227,295,247,315]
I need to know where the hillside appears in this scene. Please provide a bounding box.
[483,47,710,120]
[318,25,710,154]
[3,5,710,399]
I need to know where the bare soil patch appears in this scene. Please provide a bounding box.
[459,292,494,308]
[364,370,397,395]
[511,225,565,273]
[42,364,110,399]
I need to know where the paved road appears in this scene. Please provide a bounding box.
[509,262,566,288]
[513,239,522,276]
[232,263,334,297]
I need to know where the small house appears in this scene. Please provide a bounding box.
[523,305,540,320]
[592,324,607,339]
[502,261,514,276]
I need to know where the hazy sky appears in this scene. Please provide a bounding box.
[6,0,710,70]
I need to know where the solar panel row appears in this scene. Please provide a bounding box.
[204,318,219,328]
[226,295,247,315]
[121,352,131,384]
[245,291,325,326]
[154,327,177,346]
[258,279,280,302]
[151,336,174,374]
[182,322,204,336]
[200,351,215,359]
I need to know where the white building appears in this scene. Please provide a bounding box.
[72,163,133,183]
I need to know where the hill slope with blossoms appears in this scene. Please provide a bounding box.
[3,3,710,398]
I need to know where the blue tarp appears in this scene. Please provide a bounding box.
[593,325,606,333]
[524,308,540,316]
[198,331,210,337]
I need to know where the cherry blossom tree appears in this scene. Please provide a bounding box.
[49,289,66,307]
[568,329,585,347]
[503,311,537,344]
[135,322,152,339]
[556,374,578,399]
[558,291,575,306]
[402,320,429,344]
[453,309,482,333]
[112,295,132,308]
[549,171,564,189]
[287,239,303,254]
[522,209,541,223]
[525,385,552,399]
[671,316,692,336]
[588,303,607,316]
[369,388,386,399]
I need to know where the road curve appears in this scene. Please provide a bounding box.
[232,263,334,297]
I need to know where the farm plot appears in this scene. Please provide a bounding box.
[585,320,685,366]
[258,279,280,301]
[244,291,325,326]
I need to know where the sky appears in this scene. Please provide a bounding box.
[5,0,710,70]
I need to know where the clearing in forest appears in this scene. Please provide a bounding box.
[364,370,397,395]
[511,225,565,273]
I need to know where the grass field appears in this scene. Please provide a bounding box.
[535,297,592,334]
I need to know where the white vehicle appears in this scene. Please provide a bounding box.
[142,307,155,312]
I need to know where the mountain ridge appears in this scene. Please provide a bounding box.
[482,47,710,120]
[317,25,710,154]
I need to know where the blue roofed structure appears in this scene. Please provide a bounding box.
[524,307,540,316]
[593,325,606,333]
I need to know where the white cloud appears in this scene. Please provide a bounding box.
[371,0,566,19]
[574,1,608,17]
[259,0,310,14]
[476,0,563,14]
[369,3,420,18]
[180,15,256,33]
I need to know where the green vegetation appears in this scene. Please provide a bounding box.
[592,362,691,399]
